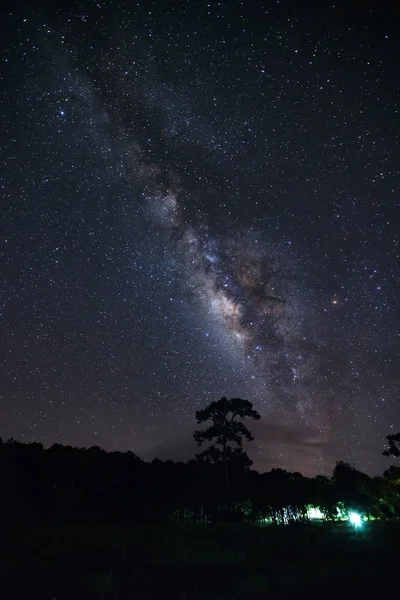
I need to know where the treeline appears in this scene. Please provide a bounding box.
[1,438,400,525]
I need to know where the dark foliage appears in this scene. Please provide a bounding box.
[0,437,399,526]
[194,397,261,467]
[383,432,400,458]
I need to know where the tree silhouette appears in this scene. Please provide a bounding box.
[383,432,400,458]
[193,397,261,504]
[333,460,378,518]
[1,436,400,525]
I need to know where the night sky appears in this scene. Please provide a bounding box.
[1,0,399,476]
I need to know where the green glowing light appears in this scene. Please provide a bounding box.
[307,506,324,520]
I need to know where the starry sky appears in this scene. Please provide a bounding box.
[0,0,399,476]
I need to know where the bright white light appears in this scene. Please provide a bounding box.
[308,506,324,520]
[349,512,362,527]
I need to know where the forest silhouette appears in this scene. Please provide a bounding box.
[1,398,399,525]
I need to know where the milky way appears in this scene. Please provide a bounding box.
[0,1,399,476]
[148,181,314,406]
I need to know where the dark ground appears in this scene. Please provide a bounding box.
[0,521,397,599]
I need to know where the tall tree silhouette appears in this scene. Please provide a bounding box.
[383,432,400,458]
[193,397,261,504]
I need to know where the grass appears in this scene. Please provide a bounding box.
[1,521,399,599]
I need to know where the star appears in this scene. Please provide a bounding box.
[0,0,398,478]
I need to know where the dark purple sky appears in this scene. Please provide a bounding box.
[0,0,399,476]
